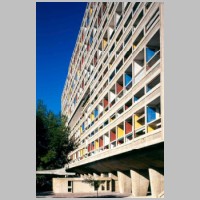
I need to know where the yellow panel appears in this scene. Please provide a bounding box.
[95,140,99,149]
[134,115,142,129]
[103,39,107,49]
[91,113,94,121]
[147,125,155,133]
[80,149,83,156]
[117,126,124,138]
[90,8,93,15]
[80,127,82,133]
[83,149,86,155]
[133,44,137,49]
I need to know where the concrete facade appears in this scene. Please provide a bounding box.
[61,2,164,197]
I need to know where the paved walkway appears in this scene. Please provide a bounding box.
[36,191,131,198]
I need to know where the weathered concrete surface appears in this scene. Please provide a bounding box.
[67,142,164,174]
[130,169,149,197]
[52,178,94,193]
[36,167,75,176]
[149,168,164,197]
[117,171,132,193]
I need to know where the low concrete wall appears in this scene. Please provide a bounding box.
[73,180,94,193]
[53,177,111,193]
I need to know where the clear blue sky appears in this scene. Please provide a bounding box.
[36,2,87,114]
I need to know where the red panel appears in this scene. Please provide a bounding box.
[110,131,116,142]
[82,80,84,89]
[116,83,123,94]
[91,143,94,151]
[125,121,132,134]
[99,137,103,147]
[104,99,108,108]
[88,144,91,152]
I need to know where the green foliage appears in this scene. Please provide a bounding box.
[36,100,78,191]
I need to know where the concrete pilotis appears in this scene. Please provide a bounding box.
[130,169,149,197]
[149,168,164,197]
[117,171,132,193]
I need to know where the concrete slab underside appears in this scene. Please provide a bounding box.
[66,142,164,174]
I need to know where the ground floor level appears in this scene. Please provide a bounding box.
[52,166,164,198]
[36,191,131,198]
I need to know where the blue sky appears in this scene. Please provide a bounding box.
[36,2,87,114]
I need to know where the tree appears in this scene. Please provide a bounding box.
[82,176,102,197]
[36,100,78,191]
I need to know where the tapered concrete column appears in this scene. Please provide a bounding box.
[109,172,118,180]
[149,168,164,197]
[93,173,99,178]
[117,171,132,193]
[130,169,149,197]
[80,174,84,178]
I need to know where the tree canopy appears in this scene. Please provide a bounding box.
[36,100,77,170]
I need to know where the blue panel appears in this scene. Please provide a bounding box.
[125,73,132,86]
[90,36,93,45]
[94,108,98,118]
[146,48,156,62]
[134,96,138,102]
[82,123,85,131]
[146,86,151,92]
[87,17,90,26]
[147,106,156,123]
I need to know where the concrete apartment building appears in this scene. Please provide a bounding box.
[59,2,164,198]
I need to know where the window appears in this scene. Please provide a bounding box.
[116,29,123,43]
[109,70,115,82]
[134,88,145,102]
[124,2,131,13]
[145,2,152,11]
[133,10,144,29]
[124,13,132,29]
[124,30,132,46]
[132,2,140,15]
[146,8,159,32]
[68,181,72,187]
[146,75,160,92]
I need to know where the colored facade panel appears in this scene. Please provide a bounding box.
[94,108,98,118]
[116,83,123,94]
[146,47,156,62]
[125,121,132,134]
[134,115,142,129]
[117,126,124,138]
[95,140,99,149]
[104,99,108,108]
[90,113,94,121]
[99,137,103,147]
[147,107,156,123]
[110,130,116,142]
[88,144,91,152]
[125,74,132,86]
[147,125,155,133]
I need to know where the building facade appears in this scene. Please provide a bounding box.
[60,2,164,197]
